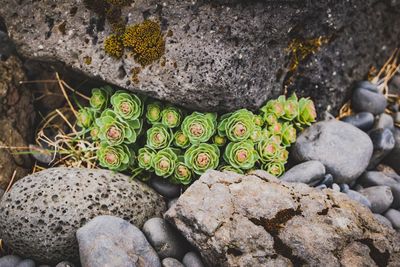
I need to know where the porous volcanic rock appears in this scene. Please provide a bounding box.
[0,167,166,265]
[165,170,400,267]
[1,1,400,114]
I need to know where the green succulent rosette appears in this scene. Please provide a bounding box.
[77,107,95,129]
[257,138,282,163]
[263,113,278,126]
[282,94,299,121]
[173,130,190,149]
[262,161,285,177]
[96,109,142,145]
[212,135,227,147]
[161,106,182,128]
[110,90,143,120]
[223,140,258,170]
[146,101,162,124]
[90,86,112,111]
[276,148,289,163]
[151,147,179,178]
[90,125,100,140]
[297,97,317,125]
[268,134,283,145]
[138,147,156,170]
[253,115,264,127]
[268,122,283,136]
[218,164,244,174]
[184,143,220,175]
[250,126,263,143]
[181,112,217,144]
[260,96,286,118]
[173,157,193,185]
[218,109,256,142]
[146,123,172,150]
[97,143,133,171]
[281,123,297,146]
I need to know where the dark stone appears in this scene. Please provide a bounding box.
[1,1,400,116]
[384,209,400,230]
[384,127,400,173]
[77,215,161,267]
[346,190,371,209]
[0,168,166,265]
[0,255,22,267]
[358,186,393,214]
[168,198,178,210]
[142,218,190,260]
[0,31,16,60]
[374,113,394,131]
[162,258,184,267]
[340,184,350,193]
[55,261,75,267]
[293,120,373,184]
[16,259,36,267]
[368,128,395,169]
[281,161,325,185]
[355,81,379,92]
[341,112,375,131]
[351,87,387,115]
[150,177,181,199]
[318,174,333,187]
[182,252,205,267]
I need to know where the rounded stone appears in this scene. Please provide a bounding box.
[150,177,181,199]
[339,184,350,193]
[0,168,166,265]
[384,127,400,174]
[319,174,334,187]
[368,128,395,169]
[55,261,75,267]
[281,160,325,185]
[374,113,394,131]
[351,87,387,115]
[355,81,379,92]
[293,120,373,184]
[346,190,372,209]
[182,252,205,267]
[0,255,22,267]
[373,213,393,228]
[162,258,184,267]
[16,259,36,267]
[384,209,400,230]
[142,218,190,260]
[358,186,393,214]
[340,112,375,131]
[77,216,161,267]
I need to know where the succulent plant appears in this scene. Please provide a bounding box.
[276,148,289,163]
[146,123,172,150]
[96,109,142,145]
[146,101,162,124]
[268,122,283,136]
[263,113,278,126]
[260,96,285,118]
[262,161,285,177]
[223,140,258,170]
[253,115,264,127]
[161,106,182,128]
[173,158,193,185]
[173,130,190,149]
[297,97,317,125]
[151,147,179,178]
[138,147,156,170]
[218,164,244,174]
[184,143,220,175]
[97,143,133,171]
[281,122,297,146]
[77,107,95,129]
[181,112,217,144]
[257,138,281,163]
[212,135,227,147]
[282,94,299,121]
[90,86,112,111]
[90,125,100,140]
[111,90,143,120]
[249,126,263,143]
[218,109,256,142]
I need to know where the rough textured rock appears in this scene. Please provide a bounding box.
[0,168,166,265]
[292,120,373,184]
[77,216,161,267]
[165,170,400,267]
[0,55,35,189]
[1,1,400,114]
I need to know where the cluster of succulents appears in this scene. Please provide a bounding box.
[77,87,316,185]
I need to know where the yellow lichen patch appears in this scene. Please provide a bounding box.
[131,67,141,84]
[83,56,92,65]
[123,20,166,67]
[105,0,133,6]
[104,34,124,59]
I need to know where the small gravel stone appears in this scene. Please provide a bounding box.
[55,261,75,267]
[168,198,178,210]
[281,161,325,185]
[16,259,36,267]
[358,186,394,214]
[384,127,400,173]
[339,184,350,193]
[346,190,372,209]
[355,81,379,92]
[162,258,184,267]
[332,183,341,192]
[353,184,364,191]
[316,173,334,187]
[374,213,393,228]
[368,128,395,169]
[316,184,327,190]
[351,86,387,115]
[341,112,375,131]
[182,252,205,267]
[394,112,400,124]
[150,177,181,199]
[384,209,400,230]
[374,113,394,131]
[0,255,22,267]
[142,218,190,260]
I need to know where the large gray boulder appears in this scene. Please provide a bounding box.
[292,120,373,184]
[77,216,161,267]
[1,1,399,114]
[165,170,400,267]
[0,168,166,265]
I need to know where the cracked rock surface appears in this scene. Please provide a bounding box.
[165,170,400,267]
[1,1,400,114]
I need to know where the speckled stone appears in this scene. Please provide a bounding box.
[0,167,166,265]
